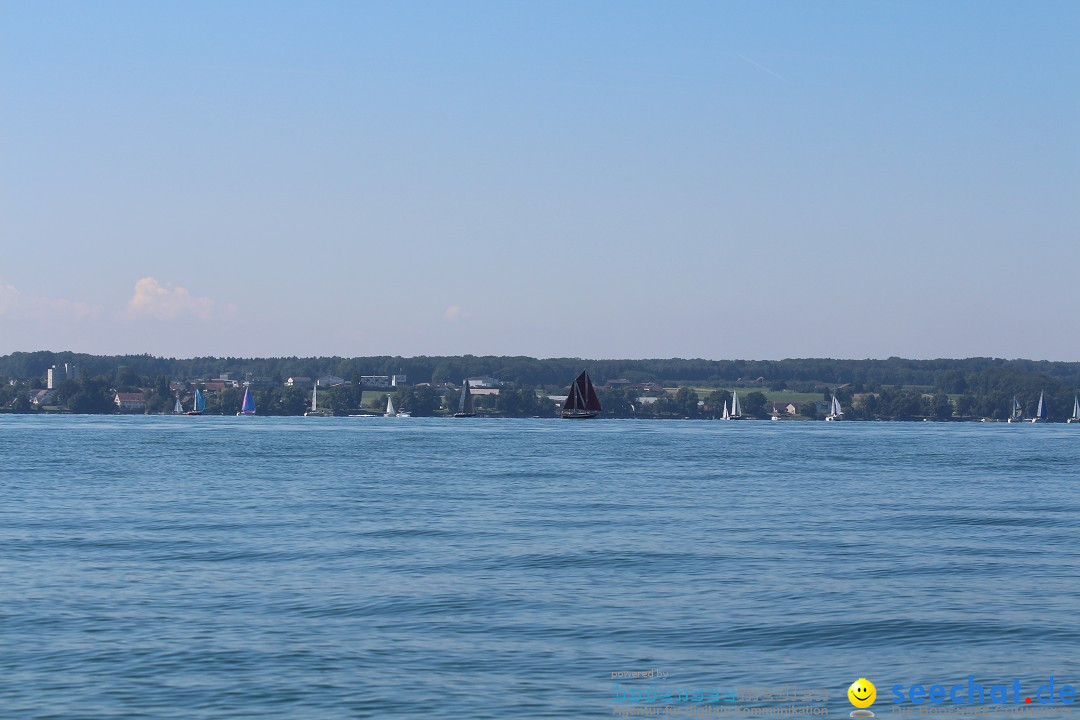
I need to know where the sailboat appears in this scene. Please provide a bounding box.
[826,394,843,421]
[1069,396,1080,424]
[237,387,256,415]
[1030,392,1048,423]
[185,388,206,415]
[453,379,476,417]
[722,401,730,420]
[1007,396,1023,423]
[385,395,410,418]
[562,370,602,419]
[305,383,330,416]
[173,396,183,414]
[729,391,743,420]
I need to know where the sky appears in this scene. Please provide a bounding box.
[2,1,1078,361]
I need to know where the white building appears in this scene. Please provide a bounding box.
[316,375,346,387]
[465,376,501,388]
[114,392,147,413]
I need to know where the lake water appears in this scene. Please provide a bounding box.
[2,416,1078,719]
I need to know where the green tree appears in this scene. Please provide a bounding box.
[742,391,769,419]
[13,390,32,413]
[396,386,440,416]
[704,390,732,418]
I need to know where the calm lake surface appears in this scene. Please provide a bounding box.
[2,416,1078,719]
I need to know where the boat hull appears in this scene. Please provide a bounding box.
[826,415,841,421]
[184,411,202,416]
[561,411,599,419]
[453,412,476,418]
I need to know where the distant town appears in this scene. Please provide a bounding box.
[1,352,1078,421]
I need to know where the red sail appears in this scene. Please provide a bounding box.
[584,372,602,412]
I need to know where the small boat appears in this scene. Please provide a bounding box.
[1007,396,1023,423]
[237,387,256,415]
[1030,392,1048,423]
[172,396,183,414]
[385,396,411,418]
[721,401,730,420]
[1069,396,1080,424]
[453,379,476,417]
[305,383,330,417]
[561,370,602,419]
[185,388,206,415]
[826,394,843,421]
[728,391,743,420]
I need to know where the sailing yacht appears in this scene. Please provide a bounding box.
[453,379,476,417]
[721,401,730,420]
[237,387,256,415]
[305,383,330,416]
[385,395,411,418]
[1069,396,1080,424]
[173,396,183,414]
[562,370,602,419]
[185,388,206,415]
[1030,392,1048,423]
[825,394,843,421]
[728,391,743,420]
[1007,396,1023,423]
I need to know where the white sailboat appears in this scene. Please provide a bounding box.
[305,383,330,416]
[826,394,843,421]
[385,395,410,418]
[729,391,743,420]
[1030,391,1048,423]
[1007,396,1023,423]
[172,396,183,414]
[721,401,730,420]
[1069,396,1080,424]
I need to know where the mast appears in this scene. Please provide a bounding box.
[312,383,318,412]
[722,401,730,420]
[731,391,741,418]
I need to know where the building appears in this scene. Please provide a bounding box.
[46,363,79,389]
[465,376,501,388]
[360,374,408,388]
[771,402,799,416]
[285,377,312,387]
[114,392,147,413]
[316,375,346,387]
[30,389,55,407]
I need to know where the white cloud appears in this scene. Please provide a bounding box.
[0,279,100,320]
[125,277,222,320]
[444,305,471,322]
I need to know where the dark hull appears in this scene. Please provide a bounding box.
[561,411,599,419]
[184,411,202,415]
[453,412,476,418]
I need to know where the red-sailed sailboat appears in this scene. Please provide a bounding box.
[562,370,602,419]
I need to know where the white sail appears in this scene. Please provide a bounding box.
[1036,392,1045,419]
[385,396,395,416]
[173,397,183,413]
[832,396,843,416]
[312,383,318,412]
[1073,396,1080,419]
[730,392,741,418]
[722,401,730,420]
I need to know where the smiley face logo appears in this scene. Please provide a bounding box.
[848,678,877,709]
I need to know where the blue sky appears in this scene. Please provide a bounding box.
[2,1,1078,360]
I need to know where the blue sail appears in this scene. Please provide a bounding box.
[194,388,206,413]
[241,387,256,414]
